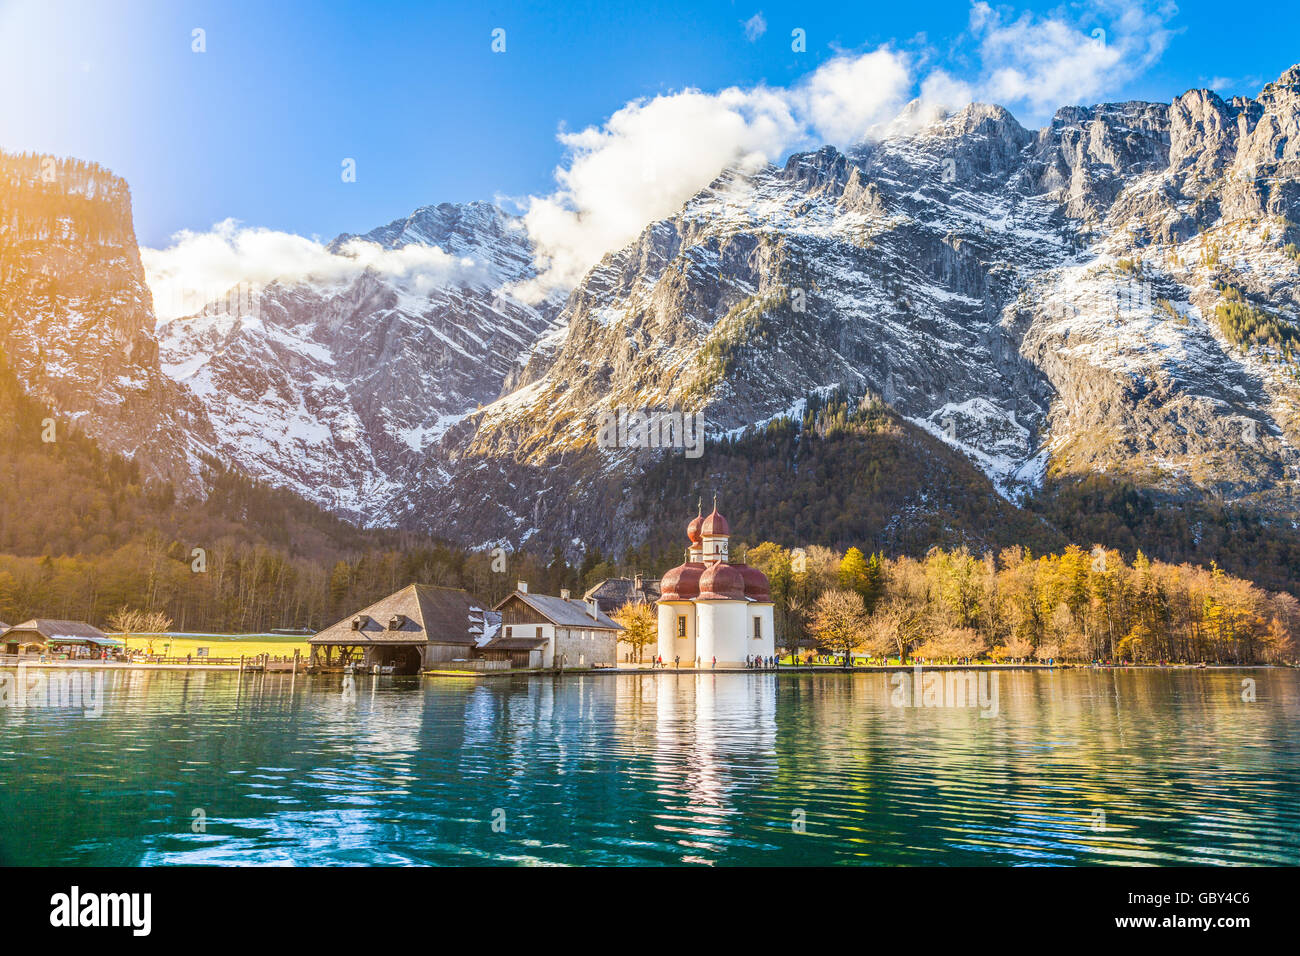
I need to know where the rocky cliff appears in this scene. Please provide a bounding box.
[8,66,1300,570]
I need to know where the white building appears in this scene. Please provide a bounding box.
[490,585,623,669]
[656,503,776,667]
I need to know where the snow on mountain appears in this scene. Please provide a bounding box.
[18,66,1300,556]
[442,69,1300,544]
[0,151,215,492]
[156,202,559,519]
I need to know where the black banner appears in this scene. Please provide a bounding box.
[10,865,1282,943]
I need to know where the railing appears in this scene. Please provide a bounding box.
[146,656,248,666]
[0,653,117,666]
[431,660,512,672]
[0,652,302,669]
[148,654,303,670]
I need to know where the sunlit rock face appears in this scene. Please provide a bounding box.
[154,201,561,520]
[0,152,213,492]
[10,66,1300,553]
[403,66,1300,551]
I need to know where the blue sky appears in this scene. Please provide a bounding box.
[2,0,1297,280]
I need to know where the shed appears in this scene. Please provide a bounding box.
[478,635,548,669]
[2,619,120,657]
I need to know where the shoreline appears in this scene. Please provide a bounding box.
[1,660,1287,675]
[424,661,1286,677]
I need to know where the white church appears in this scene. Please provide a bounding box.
[656,501,776,666]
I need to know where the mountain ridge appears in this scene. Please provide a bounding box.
[6,66,1300,584]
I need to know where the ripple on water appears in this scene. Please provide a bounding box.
[0,669,1297,865]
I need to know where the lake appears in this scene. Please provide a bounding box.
[1,668,1297,865]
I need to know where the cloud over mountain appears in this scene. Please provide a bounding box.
[516,1,1178,300]
[142,219,483,322]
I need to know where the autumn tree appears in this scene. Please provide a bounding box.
[613,601,656,662]
[838,547,882,610]
[987,636,1027,662]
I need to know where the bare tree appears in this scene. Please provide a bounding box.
[809,589,869,663]
[107,605,145,656]
[866,597,929,663]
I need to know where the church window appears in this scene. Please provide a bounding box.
[677,616,686,638]
[753,617,762,639]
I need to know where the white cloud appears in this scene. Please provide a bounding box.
[919,69,977,113]
[515,48,913,299]
[794,50,914,145]
[142,219,481,322]
[921,1,1178,116]
[144,3,1179,313]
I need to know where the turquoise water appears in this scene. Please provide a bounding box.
[0,668,1297,865]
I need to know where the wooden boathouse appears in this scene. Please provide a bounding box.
[309,584,487,674]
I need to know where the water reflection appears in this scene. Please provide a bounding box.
[0,669,1295,866]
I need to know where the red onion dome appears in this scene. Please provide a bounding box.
[687,514,704,543]
[697,562,746,601]
[733,562,771,602]
[660,562,704,601]
[700,508,730,537]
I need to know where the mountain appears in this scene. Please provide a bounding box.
[7,66,1300,589]
[403,67,1300,565]
[154,201,561,519]
[0,152,213,491]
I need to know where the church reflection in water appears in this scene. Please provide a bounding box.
[648,673,778,855]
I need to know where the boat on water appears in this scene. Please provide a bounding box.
[341,662,396,675]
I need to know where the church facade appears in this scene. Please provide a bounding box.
[656,504,776,666]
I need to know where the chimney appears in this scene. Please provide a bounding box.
[560,588,571,600]
[634,573,643,591]
[585,598,598,620]
[517,581,528,594]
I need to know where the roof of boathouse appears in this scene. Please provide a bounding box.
[310,584,486,646]
[2,619,115,643]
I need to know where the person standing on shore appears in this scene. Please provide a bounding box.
[711,655,716,669]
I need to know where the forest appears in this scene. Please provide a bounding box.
[636,388,1300,596]
[746,542,1297,665]
[0,352,1296,664]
